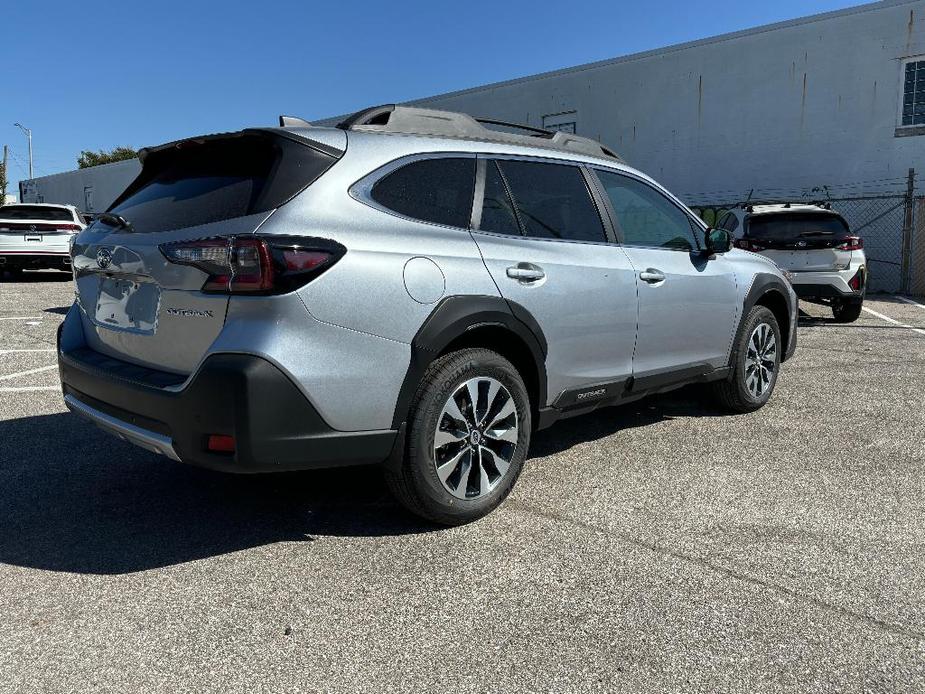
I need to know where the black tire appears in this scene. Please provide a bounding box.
[711,305,781,413]
[384,348,531,526]
[832,299,863,323]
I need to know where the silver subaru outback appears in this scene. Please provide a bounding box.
[59,105,797,524]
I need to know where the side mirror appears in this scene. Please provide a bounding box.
[704,227,732,255]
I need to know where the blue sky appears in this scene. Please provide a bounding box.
[3,0,860,196]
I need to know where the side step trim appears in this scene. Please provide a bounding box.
[64,393,180,462]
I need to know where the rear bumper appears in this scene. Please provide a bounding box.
[0,251,71,269]
[789,264,865,301]
[58,325,397,473]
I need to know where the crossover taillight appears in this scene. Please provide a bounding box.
[159,235,345,295]
[733,238,765,252]
[58,224,82,232]
[836,236,863,251]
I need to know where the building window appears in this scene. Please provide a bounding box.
[902,58,925,127]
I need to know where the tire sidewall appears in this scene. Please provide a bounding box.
[732,306,781,408]
[407,350,531,522]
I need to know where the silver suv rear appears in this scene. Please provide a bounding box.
[58,105,798,524]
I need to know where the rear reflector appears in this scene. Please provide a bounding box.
[160,235,346,295]
[848,268,865,291]
[207,434,236,454]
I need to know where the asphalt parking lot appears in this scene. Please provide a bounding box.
[1,271,923,693]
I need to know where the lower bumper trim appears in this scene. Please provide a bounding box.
[64,393,181,461]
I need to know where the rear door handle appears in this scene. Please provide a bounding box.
[639,268,666,283]
[506,263,545,282]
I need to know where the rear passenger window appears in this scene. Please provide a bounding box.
[721,213,740,232]
[371,157,475,228]
[494,160,606,242]
[595,170,697,251]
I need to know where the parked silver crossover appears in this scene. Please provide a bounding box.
[59,105,798,524]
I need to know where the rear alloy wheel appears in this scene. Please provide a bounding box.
[712,305,781,413]
[433,376,519,500]
[385,348,531,525]
[832,299,863,323]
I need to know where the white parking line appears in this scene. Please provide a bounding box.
[862,306,925,337]
[0,386,59,392]
[0,365,59,381]
[896,295,925,310]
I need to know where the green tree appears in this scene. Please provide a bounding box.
[77,146,138,169]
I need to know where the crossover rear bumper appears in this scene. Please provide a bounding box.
[58,319,397,473]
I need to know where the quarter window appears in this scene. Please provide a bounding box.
[492,160,606,242]
[595,170,698,251]
[371,157,475,228]
[902,59,925,126]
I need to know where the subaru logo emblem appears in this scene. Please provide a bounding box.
[96,248,113,269]
[796,241,807,248]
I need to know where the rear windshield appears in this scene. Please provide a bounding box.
[746,213,849,240]
[0,205,73,221]
[106,132,339,233]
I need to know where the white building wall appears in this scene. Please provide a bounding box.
[22,158,141,211]
[410,0,925,202]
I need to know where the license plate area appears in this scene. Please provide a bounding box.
[24,234,42,242]
[94,276,160,334]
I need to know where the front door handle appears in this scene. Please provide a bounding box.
[506,263,545,282]
[639,268,666,283]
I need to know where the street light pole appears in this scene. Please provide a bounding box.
[13,122,33,180]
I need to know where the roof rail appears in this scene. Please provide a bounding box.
[335,104,623,162]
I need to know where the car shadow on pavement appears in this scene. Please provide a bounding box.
[0,391,721,575]
[529,387,727,459]
[0,413,432,576]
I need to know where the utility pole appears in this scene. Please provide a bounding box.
[900,167,916,294]
[13,122,32,180]
[1,144,7,201]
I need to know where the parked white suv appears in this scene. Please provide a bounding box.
[0,203,85,276]
[717,203,866,322]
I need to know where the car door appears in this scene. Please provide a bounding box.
[592,168,739,380]
[469,157,638,406]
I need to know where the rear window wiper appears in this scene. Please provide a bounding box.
[97,212,133,231]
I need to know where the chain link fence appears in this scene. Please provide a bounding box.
[690,189,919,294]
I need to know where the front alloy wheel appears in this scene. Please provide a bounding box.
[744,323,777,398]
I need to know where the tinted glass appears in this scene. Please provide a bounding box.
[0,205,73,221]
[479,161,521,235]
[595,170,697,251]
[746,213,850,241]
[371,158,475,228]
[721,213,739,232]
[108,133,337,234]
[496,160,605,242]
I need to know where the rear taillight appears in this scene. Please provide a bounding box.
[57,224,81,232]
[836,236,863,251]
[159,235,345,295]
[733,238,765,252]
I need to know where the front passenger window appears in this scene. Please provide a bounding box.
[595,170,697,251]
